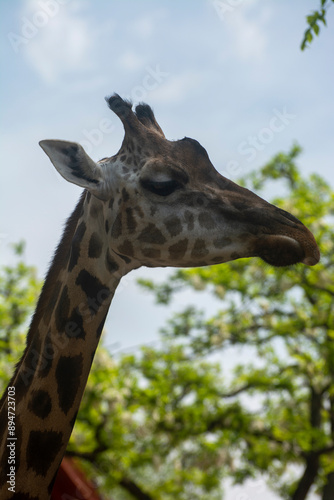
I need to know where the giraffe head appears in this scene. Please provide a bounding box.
[40,94,319,270]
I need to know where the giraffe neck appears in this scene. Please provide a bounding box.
[0,192,134,499]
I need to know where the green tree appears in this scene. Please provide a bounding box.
[301,0,334,50]
[133,145,334,500]
[0,242,40,393]
[69,343,231,500]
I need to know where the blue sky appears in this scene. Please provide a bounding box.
[0,1,333,497]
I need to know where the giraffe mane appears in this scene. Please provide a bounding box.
[28,191,86,341]
[0,191,86,408]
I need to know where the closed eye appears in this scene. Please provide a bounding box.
[140,179,182,196]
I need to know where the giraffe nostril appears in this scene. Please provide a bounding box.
[303,256,319,266]
[257,233,320,267]
[301,242,320,266]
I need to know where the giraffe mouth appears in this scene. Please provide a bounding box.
[255,234,320,267]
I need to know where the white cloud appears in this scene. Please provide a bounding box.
[131,15,155,40]
[227,7,269,60]
[118,50,146,72]
[19,0,93,84]
[150,72,205,104]
[129,9,168,40]
[210,0,270,61]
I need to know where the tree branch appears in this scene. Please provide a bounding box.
[292,455,320,500]
[65,450,156,500]
[119,477,155,500]
[323,471,334,500]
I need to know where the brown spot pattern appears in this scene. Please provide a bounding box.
[164,216,182,237]
[26,430,63,476]
[191,239,209,259]
[89,202,99,218]
[28,389,52,419]
[106,249,120,273]
[88,232,103,258]
[55,354,83,415]
[184,210,194,230]
[138,224,166,244]
[126,208,137,234]
[118,240,134,257]
[111,213,122,239]
[198,212,215,229]
[55,286,70,332]
[122,188,130,202]
[142,248,161,259]
[213,236,232,248]
[169,239,188,260]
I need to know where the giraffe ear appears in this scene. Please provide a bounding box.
[39,140,109,200]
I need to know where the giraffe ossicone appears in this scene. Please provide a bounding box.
[0,94,319,500]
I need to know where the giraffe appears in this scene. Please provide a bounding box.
[0,94,319,500]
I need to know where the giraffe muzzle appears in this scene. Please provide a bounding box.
[254,233,320,267]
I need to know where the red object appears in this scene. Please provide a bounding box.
[51,457,104,500]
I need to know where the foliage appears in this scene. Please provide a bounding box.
[301,0,334,50]
[69,344,231,500]
[0,242,40,394]
[134,145,334,500]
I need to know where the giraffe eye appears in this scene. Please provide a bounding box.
[141,179,182,196]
